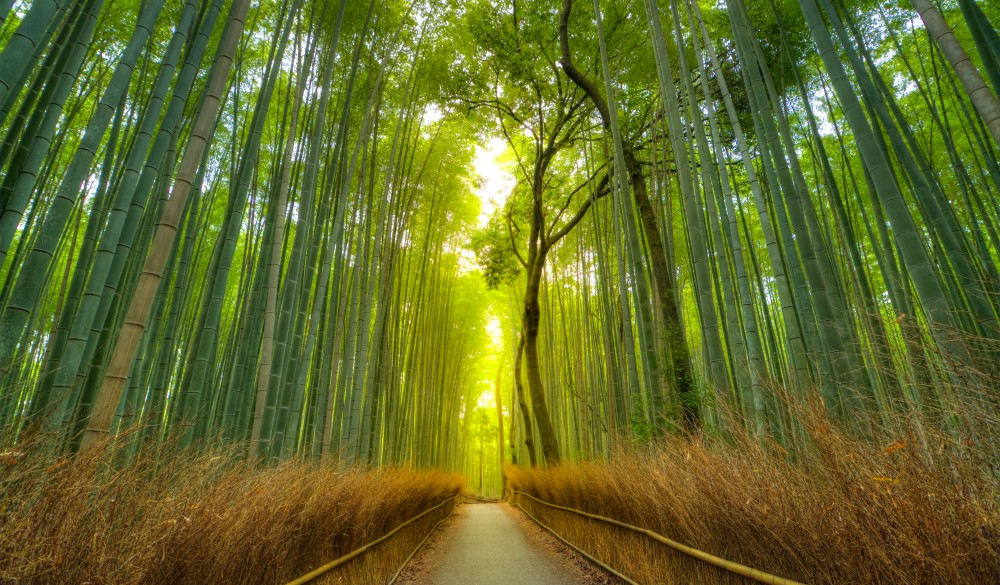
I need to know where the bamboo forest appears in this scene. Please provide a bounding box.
[1,0,999,583]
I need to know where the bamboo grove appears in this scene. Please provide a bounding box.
[0,0,495,469]
[465,0,1000,469]
[1,0,999,480]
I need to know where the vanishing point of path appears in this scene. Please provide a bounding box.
[397,502,617,585]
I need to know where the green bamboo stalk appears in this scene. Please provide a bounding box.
[81,0,254,450]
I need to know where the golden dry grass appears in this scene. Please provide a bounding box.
[0,432,464,584]
[507,404,1000,584]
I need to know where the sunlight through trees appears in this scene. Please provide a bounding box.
[0,0,998,493]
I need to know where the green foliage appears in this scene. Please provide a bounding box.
[1,0,1000,496]
[471,210,521,290]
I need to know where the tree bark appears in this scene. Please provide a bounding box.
[513,334,538,466]
[523,254,561,464]
[559,0,699,431]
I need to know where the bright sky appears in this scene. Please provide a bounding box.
[469,148,517,416]
[476,315,505,409]
[473,137,516,228]
[467,139,515,420]
[458,137,516,274]
[454,140,515,415]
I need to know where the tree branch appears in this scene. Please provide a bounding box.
[550,173,610,245]
[547,161,609,239]
[506,208,528,269]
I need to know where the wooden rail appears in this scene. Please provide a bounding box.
[386,510,454,585]
[512,499,639,584]
[510,490,807,585]
[284,494,460,585]
[460,494,501,503]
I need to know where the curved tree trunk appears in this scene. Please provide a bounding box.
[559,0,699,431]
[523,251,561,465]
[512,335,536,466]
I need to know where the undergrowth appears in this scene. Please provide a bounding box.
[0,431,464,584]
[507,402,1000,584]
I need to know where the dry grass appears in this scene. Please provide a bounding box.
[507,403,1000,584]
[0,431,464,584]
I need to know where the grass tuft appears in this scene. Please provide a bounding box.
[0,431,463,584]
[508,403,1000,584]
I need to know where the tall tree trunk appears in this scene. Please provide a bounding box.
[523,252,561,465]
[560,0,699,431]
[513,334,537,467]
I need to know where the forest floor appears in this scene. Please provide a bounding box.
[395,502,619,585]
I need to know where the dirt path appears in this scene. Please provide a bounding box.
[395,502,617,585]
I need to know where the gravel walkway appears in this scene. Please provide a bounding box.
[395,502,618,585]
